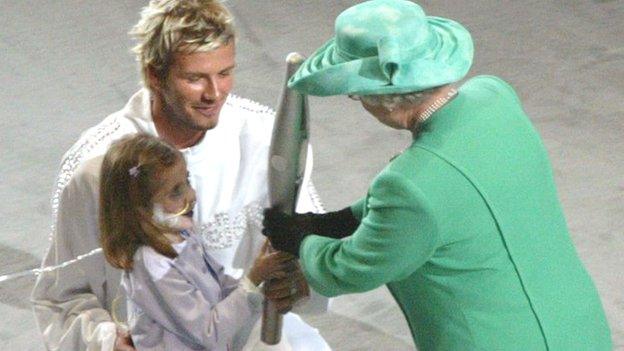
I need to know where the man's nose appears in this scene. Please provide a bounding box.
[201,77,220,101]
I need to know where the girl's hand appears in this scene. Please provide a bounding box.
[247,240,296,286]
[263,265,309,314]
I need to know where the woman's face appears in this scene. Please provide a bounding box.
[360,100,413,130]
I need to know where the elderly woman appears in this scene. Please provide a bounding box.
[262,0,612,350]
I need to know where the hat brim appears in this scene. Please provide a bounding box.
[288,17,474,96]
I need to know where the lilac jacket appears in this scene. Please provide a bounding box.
[123,233,263,351]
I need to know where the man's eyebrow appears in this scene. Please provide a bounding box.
[182,64,236,75]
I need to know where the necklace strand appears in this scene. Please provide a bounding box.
[417,88,458,123]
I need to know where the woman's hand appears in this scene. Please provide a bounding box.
[261,209,310,256]
[262,207,360,256]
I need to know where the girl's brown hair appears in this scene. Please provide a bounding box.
[99,133,183,270]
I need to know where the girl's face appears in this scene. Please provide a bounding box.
[151,157,196,230]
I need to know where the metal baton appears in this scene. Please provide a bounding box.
[261,52,310,345]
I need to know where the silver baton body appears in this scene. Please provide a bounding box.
[262,52,309,345]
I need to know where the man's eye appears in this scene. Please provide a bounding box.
[219,70,232,77]
[186,75,201,82]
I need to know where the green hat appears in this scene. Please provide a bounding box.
[288,0,473,96]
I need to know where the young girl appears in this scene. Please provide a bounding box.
[99,134,293,351]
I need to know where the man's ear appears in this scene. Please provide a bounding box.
[146,66,164,92]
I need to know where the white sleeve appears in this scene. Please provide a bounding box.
[30,160,117,351]
[295,144,325,214]
[293,144,330,315]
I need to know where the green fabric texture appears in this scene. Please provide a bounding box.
[288,0,473,96]
[300,76,612,350]
[349,197,366,221]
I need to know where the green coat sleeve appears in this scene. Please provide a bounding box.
[299,170,440,297]
[349,197,366,221]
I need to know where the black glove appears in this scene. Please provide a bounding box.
[262,207,360,256]
[262,208,310,256]
[308,207,361,239]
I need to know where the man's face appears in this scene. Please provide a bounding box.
[155,42,235,132]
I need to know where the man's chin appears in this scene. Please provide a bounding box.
[194,118,219,131]
[190,110,221,130]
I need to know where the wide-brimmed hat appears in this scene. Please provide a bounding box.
[288,0,473,96]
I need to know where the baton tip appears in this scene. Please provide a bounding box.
[286,52,305,64]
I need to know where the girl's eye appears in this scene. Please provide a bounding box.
[170,188,183,198]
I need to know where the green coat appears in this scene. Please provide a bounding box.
[299,76,612,350]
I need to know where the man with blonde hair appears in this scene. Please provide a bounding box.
[31,1,330,350]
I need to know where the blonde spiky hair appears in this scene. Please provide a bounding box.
[130,0,235,87]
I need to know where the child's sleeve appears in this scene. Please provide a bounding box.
[129,248,263,350]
